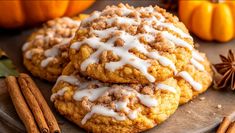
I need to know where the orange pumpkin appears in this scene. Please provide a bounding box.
[0,0,95,29]
[179,0,235,42]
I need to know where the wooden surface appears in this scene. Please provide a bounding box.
[0,1,235,133]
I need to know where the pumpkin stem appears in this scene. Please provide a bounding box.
[212,0,222,3]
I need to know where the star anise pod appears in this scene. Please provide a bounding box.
[214,49,235,90]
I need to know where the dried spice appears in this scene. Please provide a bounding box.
[214,49,235,90]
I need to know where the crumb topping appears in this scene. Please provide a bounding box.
[23,17,80,68]
[71,3,194,82]
[52,73,177,124]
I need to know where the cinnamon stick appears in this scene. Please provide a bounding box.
[226,121,235,133]
[217,117,231,133]
[5,76,40,133]
[18,75,49,133]
[19,73,61,133]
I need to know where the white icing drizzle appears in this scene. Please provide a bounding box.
[73,87,109,101]
[40,57,54,68]
[192,50,205,62]
[44,47,60,57]
[142,18,193,50]
[54,75,80,87]
[115,100,130,112]
[82,11,101,24]
[161,31,193,50]
[24,17,80,68]
[54,74,177,124]
[159,22,192,39]
[139,34,155,42]
[178,71,202,91]
[72,5,194,82]
[147,51,177,73]
[25,48,43,59]
[92,27,117,38]
[120,7,133,15]
[22,42,30,51]
[115,99,141,120]
[55,75,101,90]
[139,6,154,13]
[79,80,100,89]
[56,74,164,108]
[106,17,140,26]
[157,83,177,93]
[143,16,192,39]
[127,109,140,120]
[81,105,126,125]
[190,58,205,71]
[79,86,158,124]
[72,29,177,82]
[50,87,68,102]
[72,81,159,107]
[142,24,192,51]
[190,50,205,71]
[40,38,72,67]
[136,93,158,107]
[62,17,81,26]
[72,35,155,82]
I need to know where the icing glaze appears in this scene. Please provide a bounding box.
[136,93,158,107]
[82,11,101,24]
[72,35,155,82]
[54,74,177,124]
[189,50,206,71]
[161,31,193,50]
[40,57,54,68]
[157,83,177,93]
[190,58,205,71]
[81,105,126,125]
[178,71,202,91]
[115,100,130,112]
[72,29,177,82]
[192,50,204,62]
[25,48,43,59]
[71,5,194,82]
[106,17,140,26]
[50,87,68,102]
[73,87,109,101]
[55,75,80,87]
[22,42,30,51]
[127,109,140,120]
[24,17,80,68]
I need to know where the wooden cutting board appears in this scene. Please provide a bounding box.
[0,1,235,133]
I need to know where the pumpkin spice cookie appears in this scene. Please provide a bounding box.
[51,63,180,133]
[22,17,81,82]
[177,50,213,105]
[69,3,195,84]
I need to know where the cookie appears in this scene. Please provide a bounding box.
[69,3,194,84]
[51,63,180,133]
[177,50,213,105]
[22,17,81,81]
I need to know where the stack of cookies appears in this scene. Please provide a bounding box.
[22,4,213,133]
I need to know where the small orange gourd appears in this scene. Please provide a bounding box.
[0,0,95,29]
[179,0,235,42]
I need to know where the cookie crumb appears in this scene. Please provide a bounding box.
[217,104,222,109]
[199,97,205,101]
[186,111,191,114]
